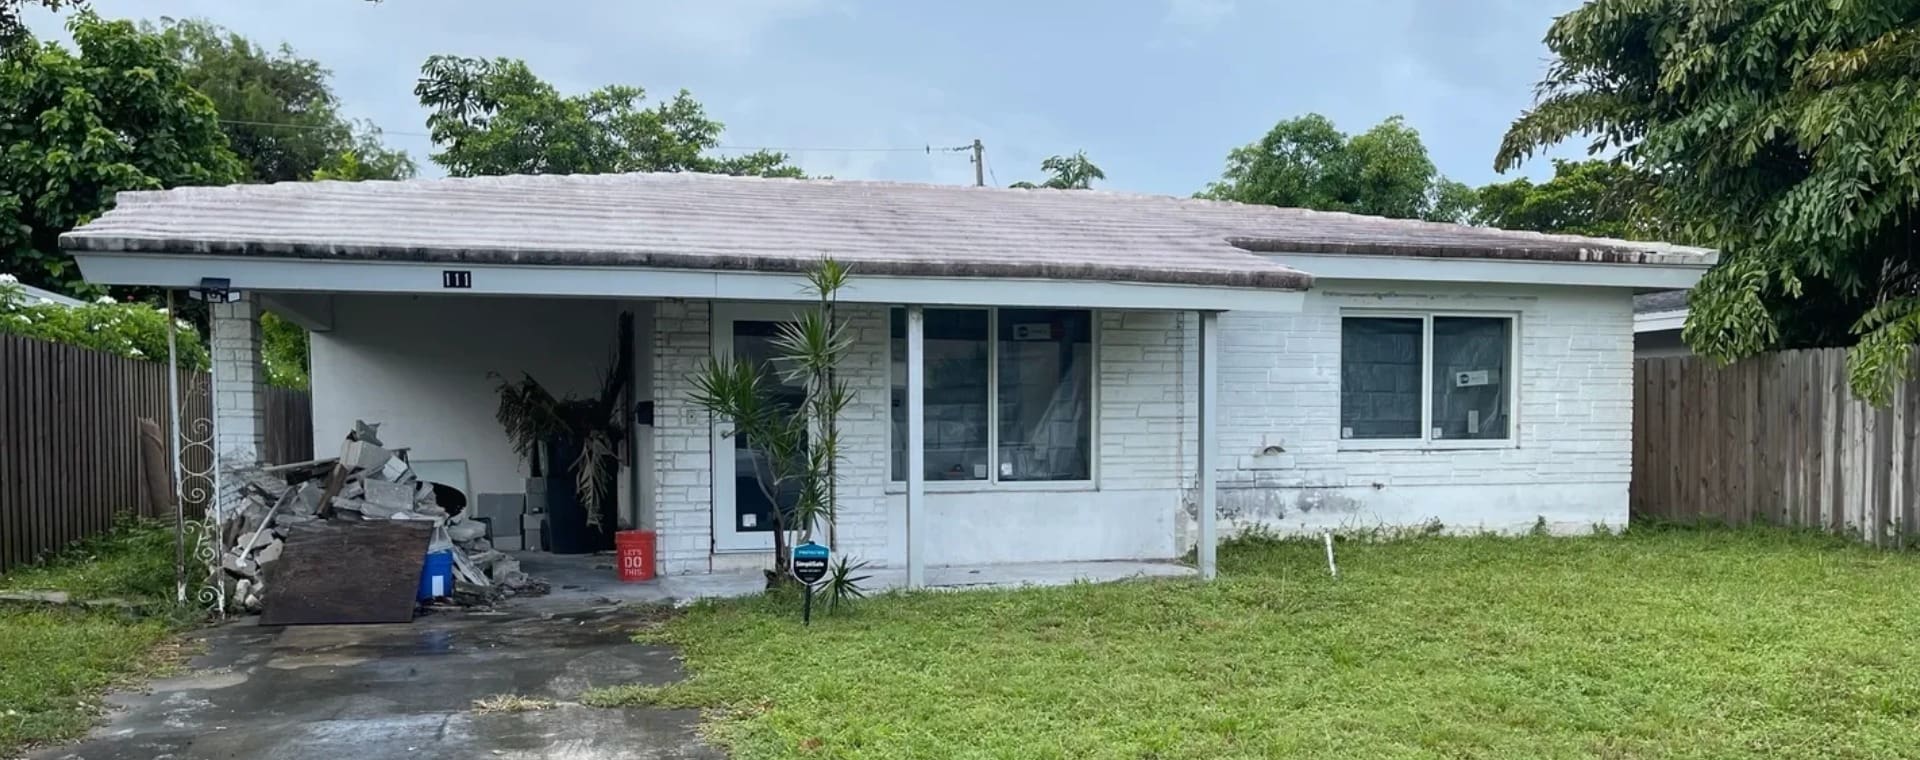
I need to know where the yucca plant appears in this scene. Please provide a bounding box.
[825,556,871,613]
[494,313,633,532]
[690,259,857,586]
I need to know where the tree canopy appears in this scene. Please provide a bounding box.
[1010,151,1106,190]
[0,12,243,294]
[151,17,413,184]
[415,55,802,178]
[1200,113,1466,222]
[1498,0,1920,401]
[1471,159,1652,240]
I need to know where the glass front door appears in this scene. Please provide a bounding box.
[711,304,809,552]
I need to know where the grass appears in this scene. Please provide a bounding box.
[0,519,192,755]
[580,684,666,708]
[638,527,1920,759]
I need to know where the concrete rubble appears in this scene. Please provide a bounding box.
[223,420,545,614]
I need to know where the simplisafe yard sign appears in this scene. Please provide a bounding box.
[792,541,830,625]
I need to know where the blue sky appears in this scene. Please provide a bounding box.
[30,0,1588,195]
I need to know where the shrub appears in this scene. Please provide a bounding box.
[0,277,209,370]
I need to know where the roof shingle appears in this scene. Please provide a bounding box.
[60,172,1714,291]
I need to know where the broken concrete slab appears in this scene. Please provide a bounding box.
[252,538,285,566]
[338,439,392,472]
[362,479,416,512]
[446,519,487,543]
[221,552,259,579]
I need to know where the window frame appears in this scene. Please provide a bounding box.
[1337,309,1521,451]
[886,306,1100,492]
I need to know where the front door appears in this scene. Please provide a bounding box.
[711,303,809,552]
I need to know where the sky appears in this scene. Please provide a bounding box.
[28,0,1589,195]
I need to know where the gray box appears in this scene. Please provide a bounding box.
[477,493,525,538]
[524,477,549,512]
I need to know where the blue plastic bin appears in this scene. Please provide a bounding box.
[418,550,454,601]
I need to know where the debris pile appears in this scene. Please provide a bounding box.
[223,420,544,613]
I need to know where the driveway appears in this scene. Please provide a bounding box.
[31,605,721,760]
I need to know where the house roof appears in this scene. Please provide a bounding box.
[1634,289,1690,314]
[60,172,1714,292]
[13,282,85,307]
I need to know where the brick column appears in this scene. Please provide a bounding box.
[212,294,268,516]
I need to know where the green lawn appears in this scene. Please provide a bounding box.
[0,520,189,755]
[639,528,1920,759]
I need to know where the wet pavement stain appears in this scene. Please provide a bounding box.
[31,606,720,760]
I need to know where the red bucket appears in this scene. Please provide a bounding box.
[614,530,656,583]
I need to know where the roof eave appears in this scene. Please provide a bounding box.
[61,233,1313,293]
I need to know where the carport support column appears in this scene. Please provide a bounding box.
[905,305,926,589]
[1197,310,1220,581]
[212,294,267,517]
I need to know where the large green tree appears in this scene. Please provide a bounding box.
[0,12,242,294]
[150,18,413,184]
[415,55,801,178]
[1472,159,1653,240]
[1201,113,1467,222]
[1010,151,1106,190]
[1498,0,1920,401]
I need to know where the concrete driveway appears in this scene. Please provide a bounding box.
[31,605,721,760]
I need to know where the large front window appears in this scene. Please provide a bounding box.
[1340,312,1514,443]
[891,308,1093,483]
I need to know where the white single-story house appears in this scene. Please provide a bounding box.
[63,172,1713,584]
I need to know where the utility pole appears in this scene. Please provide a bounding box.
[971,139,984,187]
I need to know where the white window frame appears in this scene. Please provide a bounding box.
[885,306,1100,493]
[1337,309,1521,451]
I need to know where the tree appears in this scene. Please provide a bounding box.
[0,12,243,295]
[260,311,308,389]
[415,55,801,178]
[1201,114,1468,222]
[149,18,413,184]
[1497,1,1920,402]
[1427,178,1481,226]
[1010,151,1105,190]
[1471,159,1652,240]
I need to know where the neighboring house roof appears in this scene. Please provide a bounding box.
[59,172,1715,292]
[1634,289,1690,314]
[1634,289,1690,333]
[13,282,85,307]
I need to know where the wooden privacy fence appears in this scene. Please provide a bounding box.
[0,333,312,572]
[1632,348,1920,547]
[264,387,314,465]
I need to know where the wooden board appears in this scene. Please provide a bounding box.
[261,520,432,626]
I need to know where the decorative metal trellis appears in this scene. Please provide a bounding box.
[165,290,229,618]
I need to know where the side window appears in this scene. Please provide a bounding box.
[1341,313,1515,443]
[1340,317,1424,440]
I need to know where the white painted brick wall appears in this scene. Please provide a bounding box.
[648,284,1634,572]
[1209,282,1635,535]
[651,300,714,574]
[211,294,267,519]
